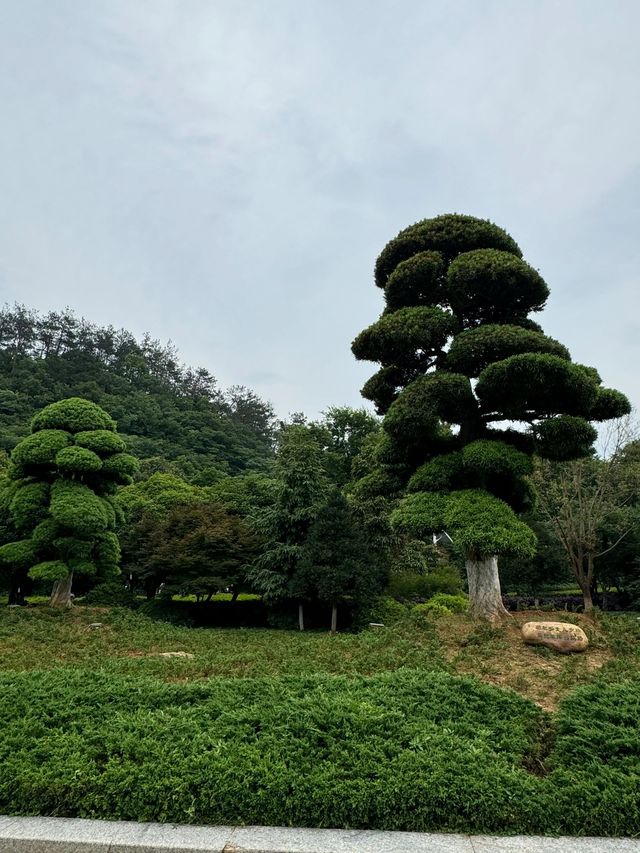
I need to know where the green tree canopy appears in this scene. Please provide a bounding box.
[294,490,385,632]
[247,426,329,618]
[122,500,257,602]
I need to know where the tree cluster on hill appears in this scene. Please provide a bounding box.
[0,297,391,628]
[0,304,276,481]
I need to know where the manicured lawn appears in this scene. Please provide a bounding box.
[1,605,637,709]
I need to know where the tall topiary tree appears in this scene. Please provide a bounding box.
[352,214,630,620]
[0,397,137,606]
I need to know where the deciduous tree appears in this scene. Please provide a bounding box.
[534,419,640,611]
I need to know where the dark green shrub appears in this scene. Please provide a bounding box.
[387,566,463,601]
[10,430,71,468]
[0,668,548,832]
[55,446,103,474]
[412,601,451,621]
[9,483,50,532]
[75,430,126,455]
[81,580,137,607]
[138,599,195,627]
[428,592,469,613]
[50,480,109,535]
[368,596,408,625]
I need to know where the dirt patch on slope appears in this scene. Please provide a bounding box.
[434,610,612,711]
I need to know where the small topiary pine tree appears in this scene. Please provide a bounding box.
[0,397,137,606]
[352,214,630,620]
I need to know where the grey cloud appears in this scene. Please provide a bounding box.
[0,0,639,416]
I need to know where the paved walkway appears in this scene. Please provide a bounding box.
[0,816,639,852]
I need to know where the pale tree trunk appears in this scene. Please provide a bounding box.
[465,555,510,622]
[330,603,338,634]
[49,573,74,608]
[298,603,305,631]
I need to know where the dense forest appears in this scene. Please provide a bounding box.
[0,305,276,482]
[0,300,638,620]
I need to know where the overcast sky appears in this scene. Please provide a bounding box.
[1,0,639,418]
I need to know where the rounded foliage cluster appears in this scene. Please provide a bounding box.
[374,214,522,287]
[31,397,116,434]
[445,325,570,377]
[447,250,548,326]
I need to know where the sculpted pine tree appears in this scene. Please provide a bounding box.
[0,397,137,606]
[352,214,630,620]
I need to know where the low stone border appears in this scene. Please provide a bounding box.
[0,816,639,852]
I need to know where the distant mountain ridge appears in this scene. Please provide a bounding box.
[0,304,275,482]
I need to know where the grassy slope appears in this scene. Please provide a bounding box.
[0,606,638,835]
[0,606,637,709]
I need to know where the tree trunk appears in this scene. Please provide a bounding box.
[49,573,74,608]
[465,555,509,622]
[330,603,338,634]
[578,579,594,613]
[230,590,239,603]
[298,602,304,631]
[573,553,595,613]
[8,577,26,606]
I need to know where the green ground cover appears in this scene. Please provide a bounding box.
[0,606,638,835]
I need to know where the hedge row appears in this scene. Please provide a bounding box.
[0,669,637,834]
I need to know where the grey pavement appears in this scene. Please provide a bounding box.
[0,816,638,853]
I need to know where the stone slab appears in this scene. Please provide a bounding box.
[230,825,473,852]
[471,835,640,853]
[0,816,231,852]
[0,817,639,853]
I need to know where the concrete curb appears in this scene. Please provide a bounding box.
[0,816,638,852]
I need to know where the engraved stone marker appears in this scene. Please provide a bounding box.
[522,620,588,653]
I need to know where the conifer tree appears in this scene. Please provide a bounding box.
[294,489,383,633]
[248,425,328,628]
[352,214,630,620]
[0,397,137,606]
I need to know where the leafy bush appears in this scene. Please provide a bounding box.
[55,446,103,474]
[368,596,408,625]
[387,566,463,601]
[0,668,544,832]
[81,581,137,608]
[139,598,269,629]
[31,397,116,434]
[138,599,195,627]
[411,601,452,622]
[75,430,126,455]
[428,593,469,614]
[50,480,109,535]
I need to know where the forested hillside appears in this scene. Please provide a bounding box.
[0,305,276,482]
